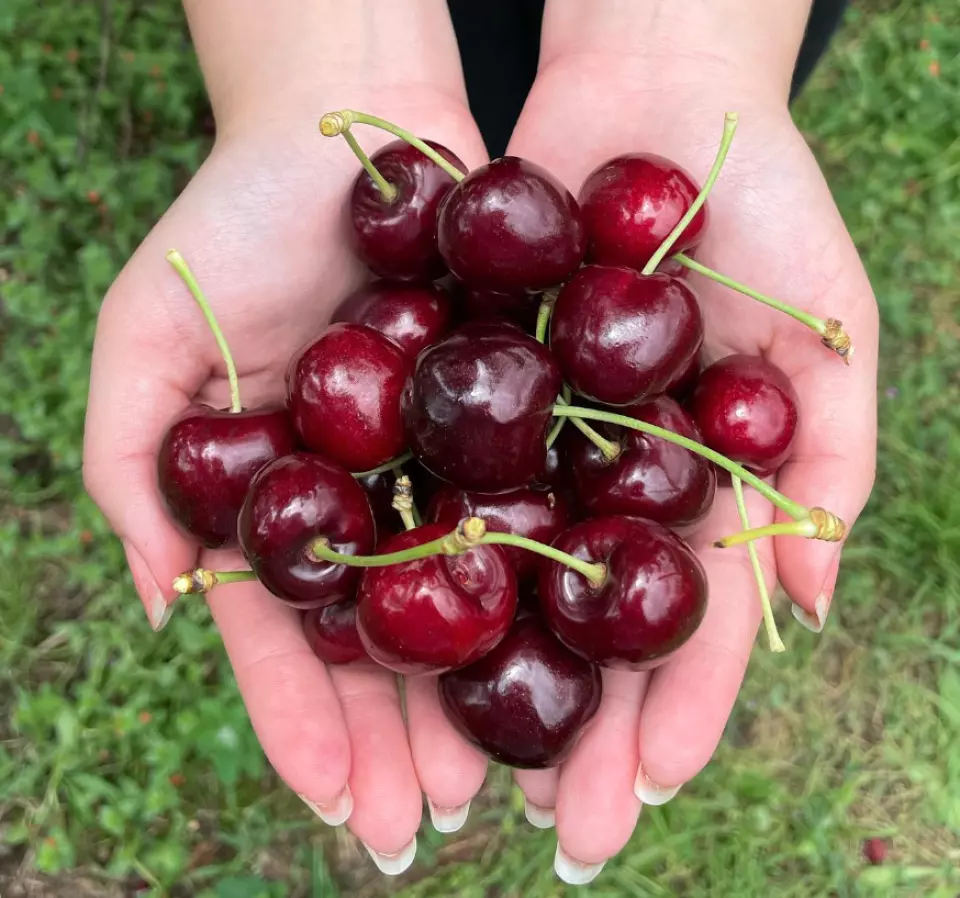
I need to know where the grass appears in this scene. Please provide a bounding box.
[1,1,959,896]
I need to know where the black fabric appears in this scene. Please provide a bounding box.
[447,0,849,159]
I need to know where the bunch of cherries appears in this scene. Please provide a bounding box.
[159,109,851,773]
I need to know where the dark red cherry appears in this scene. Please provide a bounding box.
[578,153,708,272]
[287,323,411,472]
[551,266,703,406]
[356,471,400,540]
[303,599,367,665]
[566,396,715,528]
[690,354,799,477]
[402,322,562,491]
[664,350,701,401]
[350,138,466,281]
[331,281,452,359]
[437,157,586,294]
[356,524,517,675]
[238,453,375,609]
[157,403,296,549]
[457,285,541,332]
[438,614,602,769]
[427,486,571,582]
[538,516,707,670]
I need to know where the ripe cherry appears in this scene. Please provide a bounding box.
[238,453,375,609]
[157,403,296,549]
[438,614,602,769]
[303,599,367,665]
[690,354,799,477]
[356,524,517,675]
[538,516,707,670]
[350,138,465,281]
[550,266,703,406]
[402,322,562,491]
[287,323,411,472]
[457,285,541,332]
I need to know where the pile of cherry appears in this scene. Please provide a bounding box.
[158,109,851,772]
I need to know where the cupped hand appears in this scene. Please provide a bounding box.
[82,92,490,870]
[505,60,879,880]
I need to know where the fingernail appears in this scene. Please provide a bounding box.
[122,540,172,631]
[554,843,605,886]
[791,592,829,633]
[151,595,175,632]
[427,797,470,834]
[634,764,682,806]
[362,835,417,876]
[298,784,353,826]
[524,799,556,829]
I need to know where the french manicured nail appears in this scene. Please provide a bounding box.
[791,592,829,633]
[524,799,556,829]
[634,765,681,806]
[427,797,470,834]
[298,784,353,826]
[362,835,417,876]
[554,843,604,886]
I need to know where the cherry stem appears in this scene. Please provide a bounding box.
[642,112,739,276]
[391,473,419,531]
[353,451,414,478]
[341,129,398,203]
[714,518,819,547]
[731,475,785,653]
[320,110,466,183]
[553,404,811,522]
[308,517,606,585]
[172,568,256,596]
[673,253,853,364]
[165,250,242,413]
[552,394,620,461]
[545,384,572,448]
[535,289,559,344]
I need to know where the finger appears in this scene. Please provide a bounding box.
[328,665,423,875]
[553,669,646,884]
[636,488,774,792]
[514,767,560,830]
[405,675,488,834]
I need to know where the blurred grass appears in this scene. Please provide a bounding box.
[1,1,959,896]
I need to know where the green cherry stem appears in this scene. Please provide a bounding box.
[320,110,466,183]
[341,129,398,203]
[731,475,785,653]
[391,473,419,532]
[642,111,739,275]
[553,394,620,461]
[309,517,607,586]
[165,249,242,413]
[673,253,853,363]
[172,568,256,595]
[545,384,572,449]
[353,451,414,479]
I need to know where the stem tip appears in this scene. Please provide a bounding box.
[809,507,846,542]
[172,568,216,595]
[821,319,854,364]
[319,111,350,137]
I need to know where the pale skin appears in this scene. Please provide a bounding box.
[82,0,878,880]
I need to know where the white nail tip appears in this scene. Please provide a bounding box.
[554,843,604,885]
[151,595,174,632]
[298,785,353,826]
[634,770,681,806]
[363,835,417,876]
[524,799,556,829]
[428,798,470,834]
[791,593,828,634]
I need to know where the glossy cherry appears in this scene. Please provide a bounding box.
[690,354,799,477]
[402,322,562,491]
[428,486,571,582]
[567,396,715,528]
[350,138,466,281]
[303,599,367,665]
[157,403,296,549]
[538,516,708,670]
[437,156,586,293]
[356,524,517,675]
[550,265,703,406]
[287,323,411,472]
[438,614,602,769]
[238,453,375,609]
[331,281,452,359]
[457,285,541,332]
[578,153,708,272]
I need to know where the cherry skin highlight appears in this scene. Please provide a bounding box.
[157,403,296,549]
[437,156,586,294]
[331,280,452,359]
[356,524,517,675]
[303,599,368,665]
[287,323,411,472]
[238,453,375,609]
[438,613,602,769]
[578,153,708,272]
[538,516,708,670]
[550,266,703,406]
[566,395,716,528]
[350,138,466,281]
[690,354,800,477]
[402,322,562,491]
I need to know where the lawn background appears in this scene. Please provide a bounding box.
[1,1,958,896]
